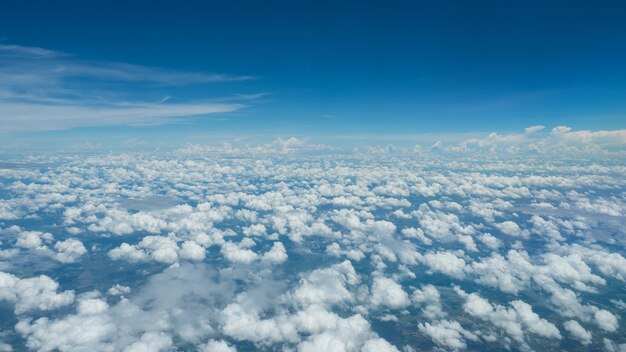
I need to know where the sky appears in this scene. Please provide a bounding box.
[1,0,626,148]
[1,3,626,351]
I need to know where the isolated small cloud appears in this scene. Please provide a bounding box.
[524,125,545,134]
[552,125,573,135]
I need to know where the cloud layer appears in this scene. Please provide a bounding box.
[0,141,624,351]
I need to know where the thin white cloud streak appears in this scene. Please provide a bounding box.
[0,44,66,58]
[0,102,244,132]
[43,61,255,84]
[0,44,254,85]
[0,43,255,133]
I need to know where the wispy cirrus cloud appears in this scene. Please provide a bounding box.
[0,44,257,133]
[0,43,66,58]
[1,102,244,132]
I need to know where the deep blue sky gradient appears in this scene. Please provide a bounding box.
[2,0,626,142]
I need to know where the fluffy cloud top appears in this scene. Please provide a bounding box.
[0,143,624,351]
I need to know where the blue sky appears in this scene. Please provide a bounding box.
[1,0,626,147]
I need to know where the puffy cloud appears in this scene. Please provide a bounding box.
[563,320,592,345]
[107,284,131,296]
[16,264,229,351]
[16,231,52,250]
[494,221,529,238]
[418,320,477,350]
[220,242,259,264]
[2,137,626,351]
[420,251,467,279]
[0,272,75,314]
[220,302,295,345]
[53,238,87,263]
[594,309,618,332]
[242,223,267,237]
[77,298,108,314]
[457,288,561,345]
[199,339,236,352]
[542,253,605,291]
[510,300,562,339]
[294,310,397,352]
[16,313,116,351]
[325,243,342,257]
[109,243,148,263]
[369,276,409,309]
[361,338,400,352]
[110,235,212,264]
[412,285,445,320]
[552,126,573,135]
[478,233,501,250]
[441,125,626,154]
[603,338,626,352]
[124,332,172,352]
[568,245,626,282]
[557,129,626,145]
[262,242,288,264]
[179,241,206,261]
[401,227,432,245]
[292,261,359,308]
[411,205,474,242]
[457,235,477,252]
